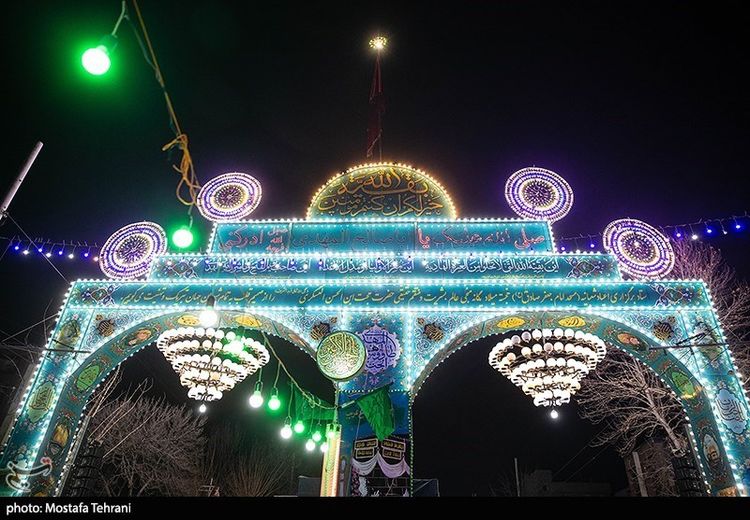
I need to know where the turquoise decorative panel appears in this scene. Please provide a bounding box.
[210,219,554,255]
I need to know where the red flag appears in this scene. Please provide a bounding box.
[366,54,385,159]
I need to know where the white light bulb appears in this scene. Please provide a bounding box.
[199,309,218,328]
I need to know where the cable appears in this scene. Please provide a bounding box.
[559,212,750,244]
[129,0,201,209]
[562,443,611,482]
[0,315,58,345]
[551,439,594,480]
[259,331,337,411]
[3,213,68,283]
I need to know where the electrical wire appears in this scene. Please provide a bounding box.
[3,213,68,283]
[559,212,750,244]
[561,443,612,482]
[259,331,337,411]
[129,0,201,209]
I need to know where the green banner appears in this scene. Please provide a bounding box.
[356,385,395,441]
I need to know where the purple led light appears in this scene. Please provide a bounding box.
[603,218,674,279]
[196,172,262,222]
[504,167,574,222]
[83,252,90,258]
[57,250,63,256]
[675,232,682,238]
[589,243,595,248]
[13,245,19,250]
[100,221,167,280]
[706,228,713,234]
[736,223,742,230]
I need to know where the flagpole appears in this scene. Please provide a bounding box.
[377,52,383,162]
[367,36,387,161]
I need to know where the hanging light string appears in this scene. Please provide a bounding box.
[2,214,68,283]
[259,331,337,411]
[557,212,749,250]
[0,235,100,261]
[129,0,201,209]
[2,212,747,263]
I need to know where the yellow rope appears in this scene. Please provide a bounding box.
[131,0,200,207]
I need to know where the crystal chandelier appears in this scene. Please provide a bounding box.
[488,328,606,407]
[156,327,270,402]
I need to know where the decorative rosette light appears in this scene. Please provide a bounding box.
[99,221,167,279]
[196,172,262,222]
[602,218,675,279]
[156,327,270,402]
[505,167,574,222]
[488,328,606,407]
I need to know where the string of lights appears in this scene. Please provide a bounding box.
[557,212,748,251]
[0,235,101,262]
[2,212,746,263]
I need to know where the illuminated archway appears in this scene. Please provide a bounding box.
[1,162,748,497]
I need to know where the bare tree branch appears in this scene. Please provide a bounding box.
[199,424,294,496]
[577,242,748,495]
[90,396,206,496]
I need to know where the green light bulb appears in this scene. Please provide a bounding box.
[82,46,111,75]
[312,431,322,443]
[294,420,305,434]
[172,227,194,249]
[268,394,281,411]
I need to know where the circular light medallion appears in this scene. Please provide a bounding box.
[603,218,674,279]
[505,167,574,222]
[100,221,167,279]
[196,172,262,222]
[316,331,367,382]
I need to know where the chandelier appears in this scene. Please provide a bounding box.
[156,327,270,402]
[488,328,606,407]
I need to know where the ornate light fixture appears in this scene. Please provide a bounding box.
[156,327,269,402]
[488,328,606,407]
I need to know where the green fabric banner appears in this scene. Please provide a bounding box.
[356,385,395,441]
[293,386,336,422]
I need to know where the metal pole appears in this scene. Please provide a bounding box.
[632,451,648,497]
[514,457,521,497]
[0,142,43,222]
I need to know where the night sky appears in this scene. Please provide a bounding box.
[1,1,749,496]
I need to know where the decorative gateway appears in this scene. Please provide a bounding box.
[488,328,607,407]
[156,327,269,402]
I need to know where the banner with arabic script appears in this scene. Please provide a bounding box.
[150,253,620,281]
[210,220,553,254]
[66,280,709,310]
